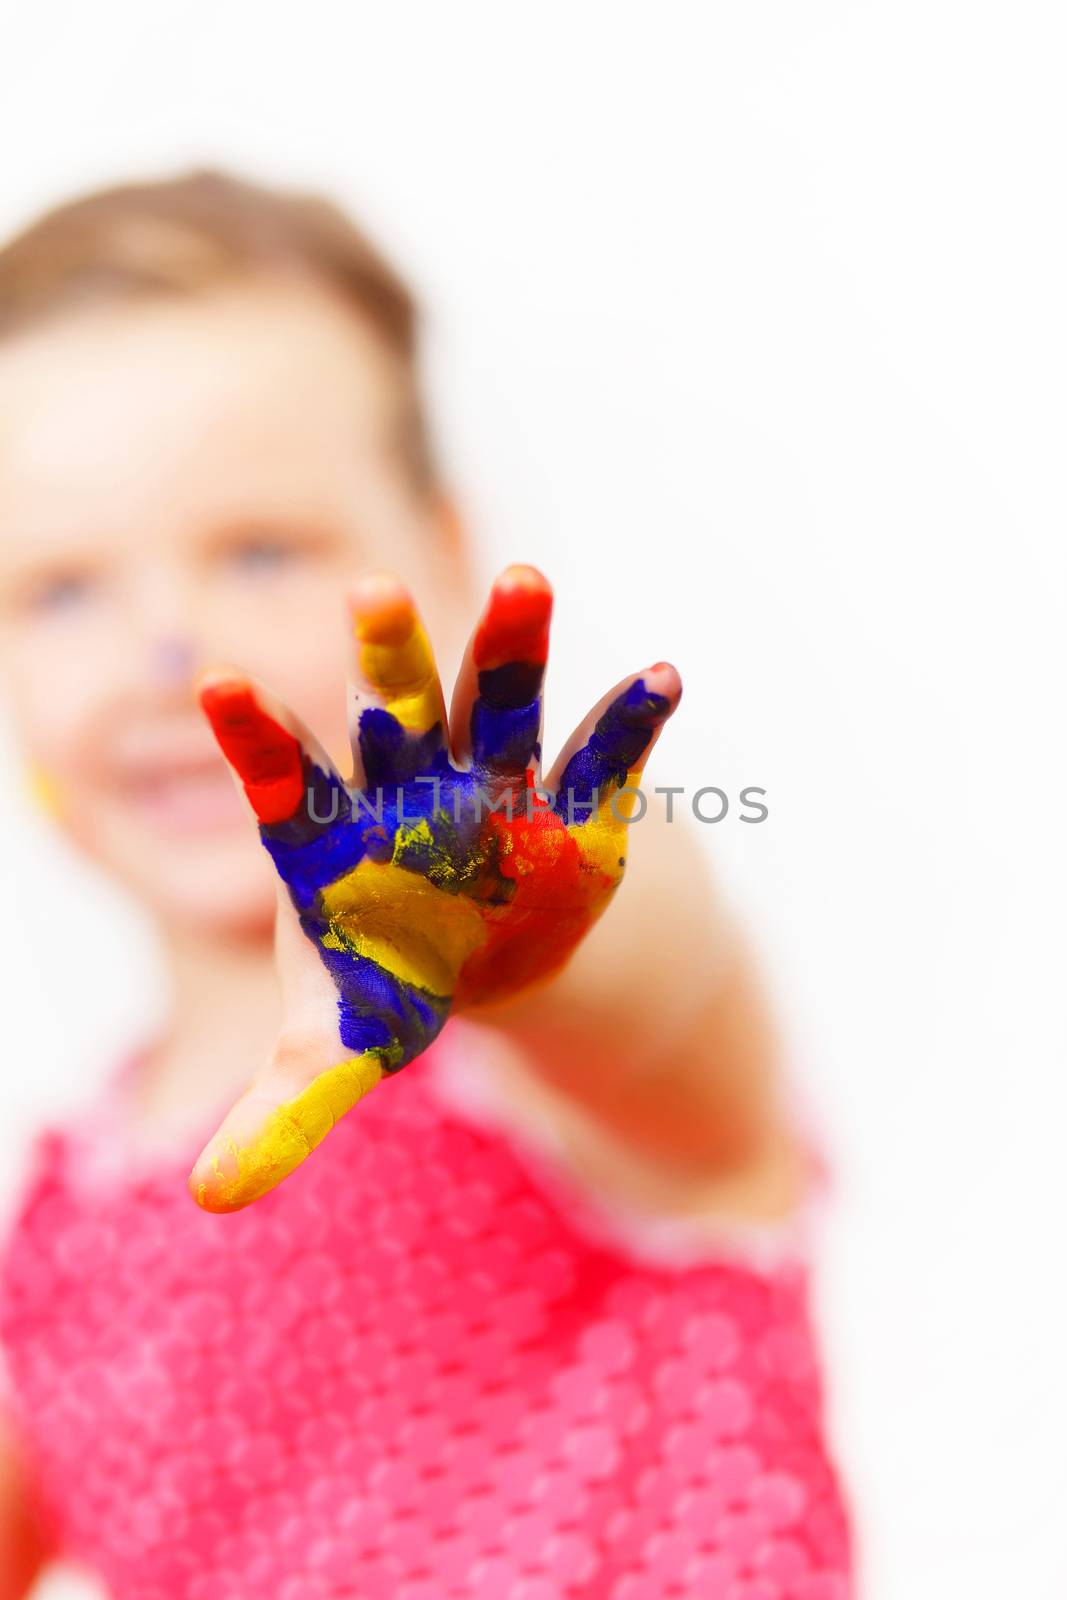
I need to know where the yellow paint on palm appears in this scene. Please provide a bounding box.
[319,855,487,997]
[355,613,445,734]
[196,1052,384,1212]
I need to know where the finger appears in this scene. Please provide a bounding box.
[449,564,552,779]
[545,662,682,822]
[188,1032,386,1212]
[347,571,448,789]
[199,671,362,918]
[198,670,346,830]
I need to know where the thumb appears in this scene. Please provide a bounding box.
[188,1032,383,1212]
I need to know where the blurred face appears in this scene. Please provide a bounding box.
[0,282,468,934]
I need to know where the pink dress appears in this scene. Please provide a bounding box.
[0,1026,852,1599]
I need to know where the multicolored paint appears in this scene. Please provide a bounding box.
[197,568,678,1209]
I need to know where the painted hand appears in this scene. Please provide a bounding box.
[191,566,680,1210]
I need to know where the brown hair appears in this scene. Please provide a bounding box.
[0,167,436,490]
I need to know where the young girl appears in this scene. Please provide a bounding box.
[0,171,851,1598]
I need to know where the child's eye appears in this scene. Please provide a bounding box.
[21,569,99,615]
[219,535,306,575]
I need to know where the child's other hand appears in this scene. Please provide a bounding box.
[189,566,680,1210]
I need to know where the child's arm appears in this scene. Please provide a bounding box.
[480,806,801,1216]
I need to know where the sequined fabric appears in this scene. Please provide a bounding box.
[0,1033,851,1598]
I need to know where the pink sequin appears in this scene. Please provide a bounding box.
[0,1037,852,1597]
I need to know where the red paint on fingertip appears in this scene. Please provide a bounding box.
[473,570,553,670]
[200,682,305,825]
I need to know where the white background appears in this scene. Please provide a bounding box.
[1,4,1064,1597]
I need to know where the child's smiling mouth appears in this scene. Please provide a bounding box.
[108,731,249,836]
[120,760,247,834]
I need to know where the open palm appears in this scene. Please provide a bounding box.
[191,565,680,1210]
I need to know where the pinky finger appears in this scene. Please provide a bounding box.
[545,662,682,819]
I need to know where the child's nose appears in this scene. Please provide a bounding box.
[149,635,198,686]
[131,564,204,690]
